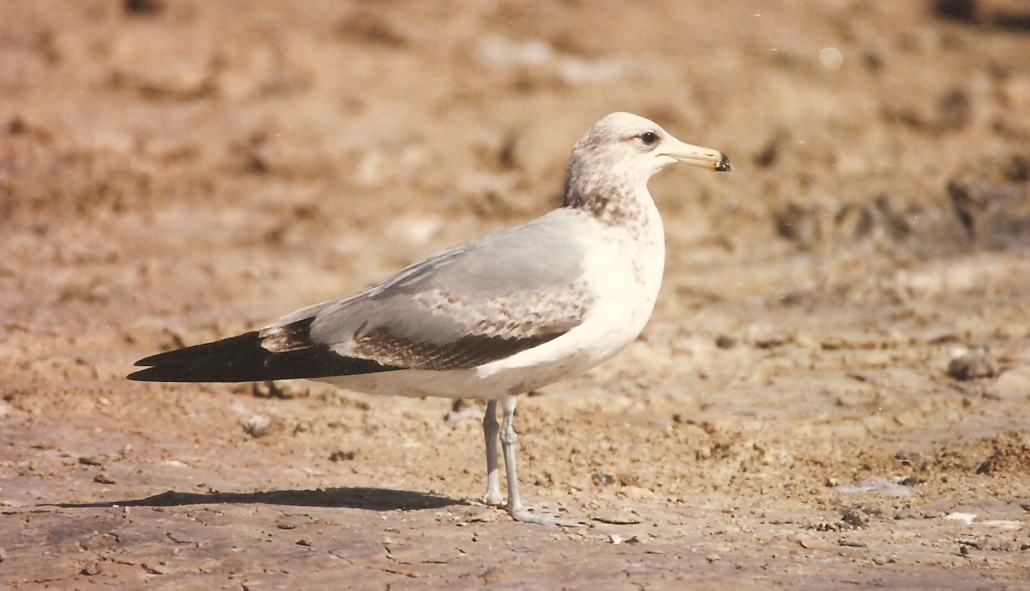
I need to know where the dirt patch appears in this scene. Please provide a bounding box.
[2,1,1030,588]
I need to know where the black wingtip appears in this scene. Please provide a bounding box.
[127,323,404,384]
[127,331,273,383]
[127,366,182,382]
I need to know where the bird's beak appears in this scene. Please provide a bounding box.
[660,139,732,172]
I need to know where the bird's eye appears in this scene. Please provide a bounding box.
[639,131,659,146]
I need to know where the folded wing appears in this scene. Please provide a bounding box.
[129,211,593,383]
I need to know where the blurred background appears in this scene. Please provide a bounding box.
[2,0,1029,588]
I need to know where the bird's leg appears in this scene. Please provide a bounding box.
[482,399,503,506]
[499,395,524,514]
[499,395,587,527]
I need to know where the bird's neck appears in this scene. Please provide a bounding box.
[563,171,666,304]
[562,174,655,230]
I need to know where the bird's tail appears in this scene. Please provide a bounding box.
[128,328,400,383]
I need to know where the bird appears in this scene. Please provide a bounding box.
[129,112,731,526]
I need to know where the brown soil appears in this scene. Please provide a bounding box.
[2,1,1030,589]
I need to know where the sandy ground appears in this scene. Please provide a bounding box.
[3,1,1030,589]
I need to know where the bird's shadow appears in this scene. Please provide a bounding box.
[49,487,468,512]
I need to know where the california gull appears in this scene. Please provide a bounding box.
[129,112,731,526]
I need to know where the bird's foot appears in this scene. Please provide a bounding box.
[509,505,589,528]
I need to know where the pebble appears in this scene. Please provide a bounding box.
[467,509,502,523]
[618,486,655,502]
[244,415,285,438]
[592,508,642,525]
[609,534,644,545]
[794,533,830,550]
[142,562,169,575]
[947,348,998,380]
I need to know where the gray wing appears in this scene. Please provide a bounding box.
[267,209,593,371]
[130,210,594,382]
[131,211,593,383]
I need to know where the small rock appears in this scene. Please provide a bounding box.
[618,486,655,501]
[244,415,285,438]
[296,539,312,547]
[947,348,998,380]
[81,561,103,576]
[840,505,876,529]
[329,449,357,462]
[715,334,737,349]
[94,473,116,485]
[5,116,26,135]
[244,415,270,437]
[468,509,502,523]
[125,0,164,16]
[78,456,103,466]
[975,535,1018,552]
[141,562,169,575]
[705,553,722,563]
[605,533,645,544]
[837,477,913,497]
[794,533,830,550]
[624,535,644,545]
[934,0,1030,27]
[754,335,789,349]
[895,506,944,520]
[592,508,642,525]
[482,565,518,584]
[252,381,306,399]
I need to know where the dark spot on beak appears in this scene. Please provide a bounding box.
[715,154,732,172]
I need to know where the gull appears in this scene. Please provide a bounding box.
[129,112,730,526]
